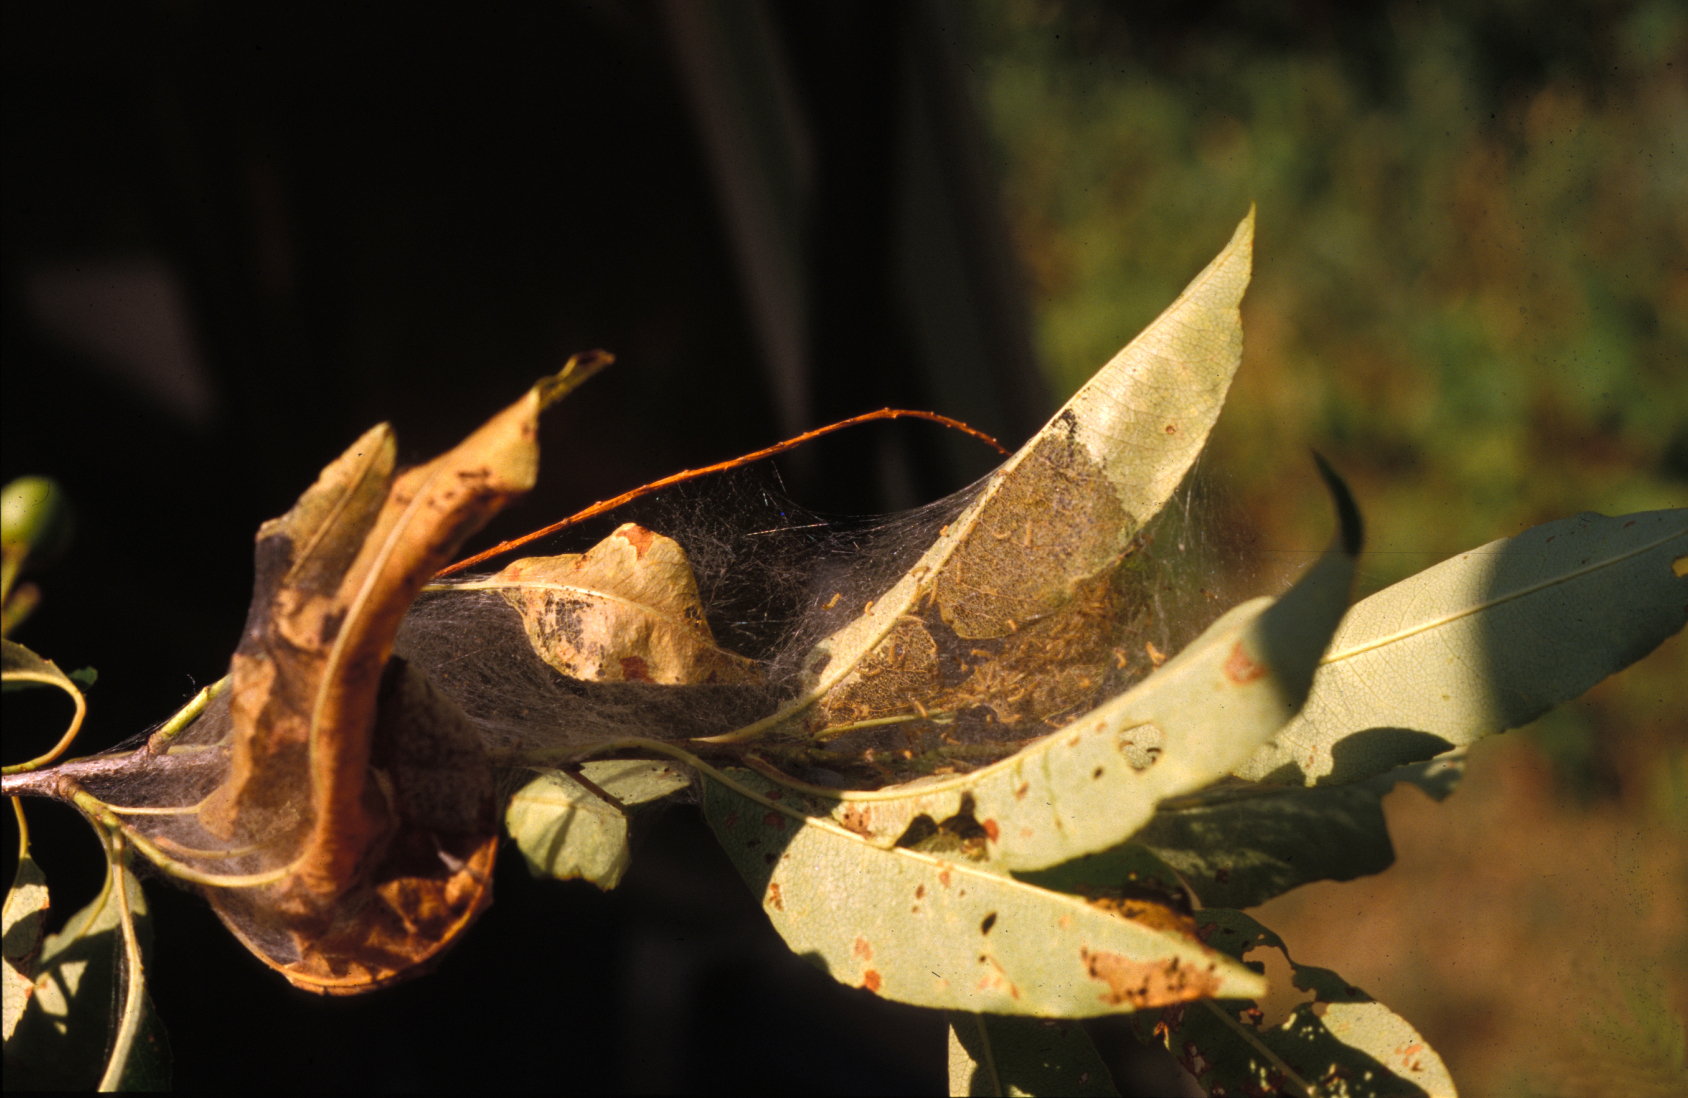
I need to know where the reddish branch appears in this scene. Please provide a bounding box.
[435,408,1008,578]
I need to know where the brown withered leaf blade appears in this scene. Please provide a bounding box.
[185,355,603,994]
[476,522,758,686]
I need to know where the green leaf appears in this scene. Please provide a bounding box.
[1236,509,1688,785]
[739,495,1358,875]
[3,846,50,1042]
[1129,754,1465,909]
[2,638,88,773]
[947,1012,1119,1096]
[1,637,79,694]
[1137,909,1457,1098]
[4,855,170,1091]
[505,759,692,889]
[701,767,1266,1016]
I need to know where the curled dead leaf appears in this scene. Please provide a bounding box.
[192,353,606,993]
[489,523,758,686]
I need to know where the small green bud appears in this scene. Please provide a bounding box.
[2,476,75,565]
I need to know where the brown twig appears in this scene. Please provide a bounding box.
[435,408,1008,578]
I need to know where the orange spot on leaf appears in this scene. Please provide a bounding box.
[1223,641,1266,684]
[616,523,657,558]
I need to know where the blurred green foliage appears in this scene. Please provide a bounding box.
[970,8,1686,1091]
[971,0,1685,576]
[970,0,1686,795]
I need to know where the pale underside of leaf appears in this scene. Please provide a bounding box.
[1236,508,1688,786]
[703,768,1266,1018]
[3,851,50,1042]
[716,208,1255,746]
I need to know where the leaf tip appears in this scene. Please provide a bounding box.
[535,349,614,410]
[1311,451,1364,557]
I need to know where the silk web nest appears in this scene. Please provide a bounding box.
[61,211,1269,994]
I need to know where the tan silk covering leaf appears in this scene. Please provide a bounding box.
[195,366,581,993]
[703,768,1265,1017]
[484,523,757,685]
[719,209,1253,746]
[753,525,1354,873]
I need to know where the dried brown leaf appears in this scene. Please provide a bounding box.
[489,523,758,686]
[192,356,601,993]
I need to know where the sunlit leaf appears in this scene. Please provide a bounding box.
[1137,908,1457,1098]
[506,759,692,889]
[4,857,170,1091]
[947,1011,1119,1096]
[2,638,87,772]
[1237,509,1688,786]
[2,846,50,1042]
[702,767,1266,1017]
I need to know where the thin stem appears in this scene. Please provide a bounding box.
[811,710,953,742]
[971,1013,1004,1097]
[9,797,29,885]
[97,832,146,1093]
[145,677,228,751]
[2,672,86,775]
[71,790,297,889]
[101,793,213,816]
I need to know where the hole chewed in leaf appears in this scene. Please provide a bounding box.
[893,793,991,861]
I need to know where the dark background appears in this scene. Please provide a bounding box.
[0,2,1172,1093]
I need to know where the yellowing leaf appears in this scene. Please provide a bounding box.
[1236,508,1688,785]
[171,355,603,993]
[473,523,757,686]
[702,767,1265,1017]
